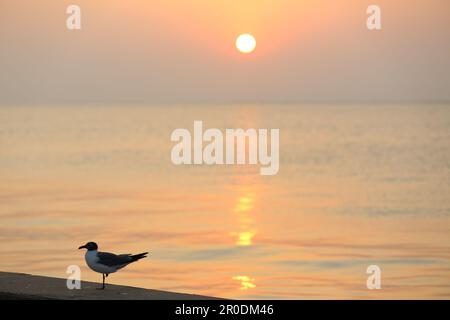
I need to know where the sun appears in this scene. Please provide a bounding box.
[236,34,256,54]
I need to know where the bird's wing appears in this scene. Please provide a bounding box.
[97,252,132,267]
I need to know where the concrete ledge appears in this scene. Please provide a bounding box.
[0,271,219,300]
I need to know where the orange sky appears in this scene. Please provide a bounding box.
[0,0,449,104]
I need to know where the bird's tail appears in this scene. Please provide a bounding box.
[130,252,149,262]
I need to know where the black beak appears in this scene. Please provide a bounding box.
[78,245,86,249]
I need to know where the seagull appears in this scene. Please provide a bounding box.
[78,241,148,289]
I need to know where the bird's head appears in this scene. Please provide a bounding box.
[78,242,98,251]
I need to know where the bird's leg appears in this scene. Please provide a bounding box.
[97,274,105,290]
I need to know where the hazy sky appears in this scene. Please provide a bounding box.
[1,0,449,105]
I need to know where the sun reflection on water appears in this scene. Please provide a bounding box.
[232,275,256,290]
[230,230,256,246]
[233,196,254,213]
[231,190,257,246]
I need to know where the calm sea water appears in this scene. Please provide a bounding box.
[0,104,449,299]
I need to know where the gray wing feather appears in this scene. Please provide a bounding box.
[97,252,133,267]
